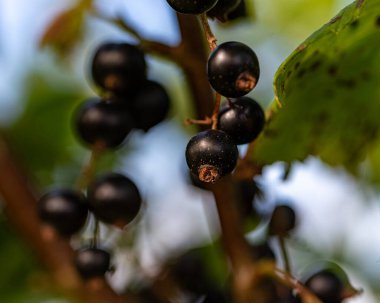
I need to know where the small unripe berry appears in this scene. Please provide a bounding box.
[268,205,297,237]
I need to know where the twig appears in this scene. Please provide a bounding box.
[279,236,291,273]
[199,13,217,50]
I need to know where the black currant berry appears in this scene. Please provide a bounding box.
[268,205,296,237]
[207,41,260,97]
[226,0,247,21]
[171,250,214,294]
[91,42,146,95]
[185,129,238,183]
[250,242,276,262]
[74,98,134,149]
[38,189,88,237]
[87,172,142,227]
[304,269,343,303]
[218,97,265,145]
[166,0,218,14]
[74,247,111,280]
[129,80,171,132]
[207,0,241,22]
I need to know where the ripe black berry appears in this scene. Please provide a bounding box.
[171,249,215,294]
[207,0,241,22]
[91,42,147,95]
[166,0,218,14]
[185,129,238,183]
[207,41,260,97]
[74,98,134,149]
[38,189,88,237]
[226,0,247,21]
[74,247,111,280]
[268,205,296,237]
[218,97,265,145]
[304,269,343,303]
[129,80,171,132]
[87,172,142,227]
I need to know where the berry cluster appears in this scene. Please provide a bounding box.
[32,2,359,302]
[37,41,171,281]
[170,3,264,183]
[165,3,356,303]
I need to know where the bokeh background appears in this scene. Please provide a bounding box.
[1,0,379,302]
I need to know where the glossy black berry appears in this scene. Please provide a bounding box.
[304,269,343,303]
[207,41,260,97]
[129,80,171,132]
[166,0,218,14]
[74,98,134,149]
[185,129,238,183]
[38,189,88,237]
[207,0,241,22]
[268,205,296,237]
[87,172,142,227]
[74,247,111,280]
[218,97,265,145]
[91,42,147,95]
[226,0,248,21]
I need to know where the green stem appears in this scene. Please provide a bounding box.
[279,236,291,273]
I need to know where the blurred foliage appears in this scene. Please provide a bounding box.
[5,71,86,187]
[256,0,338,42]
[0,215,65,302]
[254,0,380,182]
[39,0,93,57]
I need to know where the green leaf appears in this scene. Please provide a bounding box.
[254,0,380,180]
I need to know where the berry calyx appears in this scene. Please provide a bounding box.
[74,98,134,149]
[207,41,260,97]
[166,0,219,15]
[37,189,88,237]
[207,0,241,22]
[218,97,265,145]
[268,204,297,237]
[91,42,147,95]
[304,269,343,303]
[185,129,238,183]
[87,172,142,227]
[74,247,111,280]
